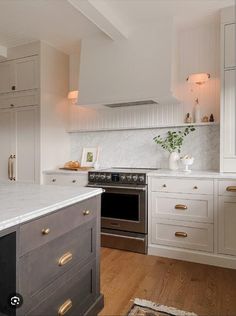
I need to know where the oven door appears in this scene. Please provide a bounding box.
[88,184,147,234]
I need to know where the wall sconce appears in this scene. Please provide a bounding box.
[186,73,210,123]
[68,90,79,104]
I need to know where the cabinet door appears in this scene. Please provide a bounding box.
[219,196,236,256]
[14,56,38,92]
[0,110,14,180]
[14,106,40,183]
[0,61,14,93]
[222,69,236,172]
[225,23,236,69]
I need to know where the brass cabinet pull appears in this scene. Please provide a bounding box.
[72,180,76,183]
[83,209,90,216]
[52,178,56,182]
[226,186,236,192]
[193,186,198,190]
[8,155,13,180]
[162,184,167,188]
[58,252,73,266]
[41,228,50,235]
[175,232,188,238]
[58,299,72,316]
[175,204,188,210]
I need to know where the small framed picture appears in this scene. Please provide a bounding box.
[81,147,98,167]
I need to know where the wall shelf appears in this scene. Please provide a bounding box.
[67,122,219,133]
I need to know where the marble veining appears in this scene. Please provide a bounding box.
[0,182,102,232]
[70,125,220,171]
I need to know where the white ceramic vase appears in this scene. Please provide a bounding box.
[169,152,179,170]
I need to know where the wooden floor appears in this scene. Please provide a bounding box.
[99,248,236,316]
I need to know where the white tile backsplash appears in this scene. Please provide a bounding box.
[70,125,220,171]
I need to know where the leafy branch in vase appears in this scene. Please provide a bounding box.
[153,126,196,153]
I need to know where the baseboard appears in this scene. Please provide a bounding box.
[84,294,104,316]
[148,244,236,269]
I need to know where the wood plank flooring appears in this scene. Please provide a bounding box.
[99,248,236,316]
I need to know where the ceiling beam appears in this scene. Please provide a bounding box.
[0,45,7,59]
[67,0,129,40]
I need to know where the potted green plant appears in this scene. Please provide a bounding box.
[153,126,196,170]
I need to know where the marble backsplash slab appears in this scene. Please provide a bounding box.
[70,125,220,171]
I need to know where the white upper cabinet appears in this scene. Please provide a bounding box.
[0,55,38,94]
[225,24,236,69]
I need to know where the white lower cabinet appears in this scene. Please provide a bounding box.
[44,173,88,187]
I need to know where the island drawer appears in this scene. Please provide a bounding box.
[151,218,213,252]
[19,196,98,256]
[19,219,96,298]
[150,178,213,195]
[151,193,213,223]
[25,259,96,316]
[218,180,236,196]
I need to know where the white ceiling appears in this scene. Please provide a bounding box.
[0,0,234,54]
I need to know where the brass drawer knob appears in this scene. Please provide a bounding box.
[58,252,73,266]
[58,299,72,316]
[41,228,50,235]
[83,209,90,216]
[162,184,167,188]
[175,232,187,238]
[193,186,198,190]
[52,178,56,182]
[226,186,236,192]
[72,179,76,183]
[175,204,188,210]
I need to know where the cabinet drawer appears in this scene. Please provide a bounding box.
[0,92,38,109]
[19,219,96,297]
[151,177,213,195]
[219,180,236,196]
[25,259,96,316]
[44,174,88,187]
[151,193,213,223]
[151,219,213,252]
[19,197,97,256]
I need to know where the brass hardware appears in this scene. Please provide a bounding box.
[162,184,167,188]
[10,104,14,107]
[226,186,236,192]
[41,228,50,235]
[83,209,90,216]
[58,299,72,316]
[52,178,56,182]
[175,204,188,210]
[58,252,73,266]
[72,180,76,183]
[8,155,13,180]
[175,232,188,238]
[11,85,16,91]
[193,186,198,190]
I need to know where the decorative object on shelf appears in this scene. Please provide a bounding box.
[81,147,98,167]
[181,155,194,172]
[187,72,211,123]
[185,113,193,123]
[68,90,79,104]
[209,114,214,122]
[202,115,209,122]
[64,160,80,169]
[153,126,196,170]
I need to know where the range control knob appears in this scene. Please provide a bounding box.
[120,175,126,181]
[95,174,101,181]
[106,174,111,181]
[100,174,106,181]
[132,175,138,182]
[89,173,95,180]
[138,175,145,183]
[126,175,132,181]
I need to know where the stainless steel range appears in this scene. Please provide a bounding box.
[88,168,156,254]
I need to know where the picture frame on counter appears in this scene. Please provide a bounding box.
[81,147,99,167]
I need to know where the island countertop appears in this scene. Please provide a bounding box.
[0,182,103,232]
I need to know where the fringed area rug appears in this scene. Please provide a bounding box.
[128,298,198,316]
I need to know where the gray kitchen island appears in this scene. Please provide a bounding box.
[0,182,104,316]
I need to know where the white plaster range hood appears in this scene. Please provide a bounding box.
[77,17,178,108]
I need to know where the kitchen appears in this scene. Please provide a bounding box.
[0,0,235,315]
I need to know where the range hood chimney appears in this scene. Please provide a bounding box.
[77,18,178,108]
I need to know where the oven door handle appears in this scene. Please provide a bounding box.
[87,184,147,191]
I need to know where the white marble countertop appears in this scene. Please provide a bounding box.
[0,182,103,232]
[147,169,236,179]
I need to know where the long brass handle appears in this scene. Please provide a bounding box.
[41,228,50,235]
[58,252,73,266]
[58,299,72,316]
[8,155,13,180]
[175,232,187,238]
[83,209,90,216]
[11,154,16,181]
[226,186,236,192]
[175,204,188,210]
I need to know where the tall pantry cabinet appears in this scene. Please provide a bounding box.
[0,42,70,184]
[220,7,236,172]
